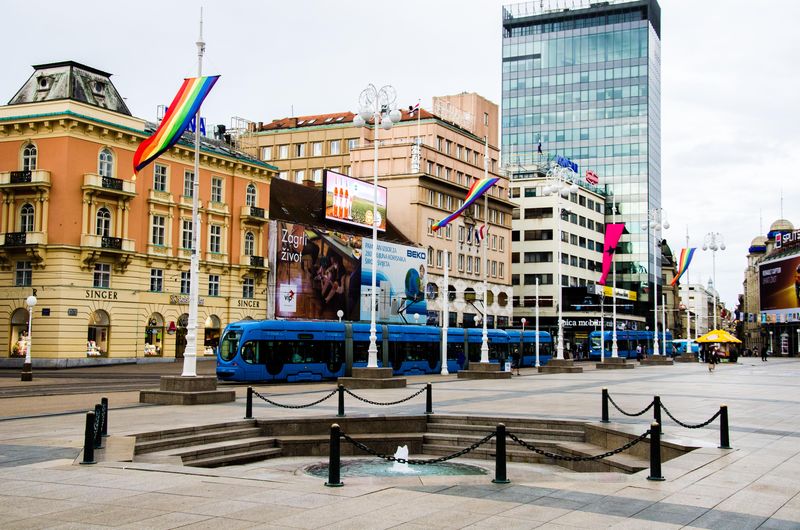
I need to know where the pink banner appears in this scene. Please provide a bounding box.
[598,223,625,285]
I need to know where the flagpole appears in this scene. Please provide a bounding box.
[611,190,618,358]
[685,226,691,355]
[479,137,489,364]
[182,9,204,377]
[441,236,449,375]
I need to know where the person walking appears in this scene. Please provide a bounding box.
[761,345,768,362]
[512,347,521,376]
[707,346,717,372]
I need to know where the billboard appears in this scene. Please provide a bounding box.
[759,253,800,323]
[323,169,387,232]
[359,239,427,323]
[274,221,362,321]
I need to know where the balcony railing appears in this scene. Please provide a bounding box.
[82,174,136,195]
[250,255,265,267]
[240,205,267,222]
[81,233,134,252]
[101,236,123,249]
[0,170,51,187]
[1,231,47,247]
[4,232,27,246]
[10,170,32,183]
[102,176,123,191]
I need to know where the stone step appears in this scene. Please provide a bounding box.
[177,437,279,463]
[187,447,283,468]
[135,427,263,454]
[426,423,584,441]
[424,432,564,450]
[426,415,586,432]
[134,420,257,444]
[422,443,550,465]
[457,370,512,379]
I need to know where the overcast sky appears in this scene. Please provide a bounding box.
[4,0,798,312]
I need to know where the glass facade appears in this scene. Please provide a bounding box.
[502,0,661,310]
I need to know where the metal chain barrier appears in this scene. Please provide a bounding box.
[507,430,650,462]
[343,386,426,406]
[252,388,337,409]
[340,430,496,465]
[660,402,722,429]
[607,393,655,417]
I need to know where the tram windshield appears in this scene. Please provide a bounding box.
[220,330,240,361]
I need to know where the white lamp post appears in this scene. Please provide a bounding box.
[769,330,774,353]
[21,293,37,381]
[520,317,526,368]
[353,84,400,368]
[337,309,344,323]
[543,163,578,360]
[535,279,540,367]
[702,232,725,330]
[600,290,605,363]
[645,208,669,356]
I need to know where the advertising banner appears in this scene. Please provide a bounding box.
[360,239,427,323]
[323,169,387,232]
[274,221,362,321]
[759,253,800,322]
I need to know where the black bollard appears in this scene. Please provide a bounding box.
[493,423,510,484]
[245,387,253,419]
[93,404,103,449]
[101,397,108,437]
[426,383,433,415]
[81,411,96,465]
[337,384,345,417]
[719,404,731,449]
[325,423,343,487]
[647,421,664,481]
[602,388,609,423]
[653,395,662,428]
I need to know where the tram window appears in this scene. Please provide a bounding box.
[220,331,239,361]
[241,341,259,364]
[447,342,465,362]
[353,341,382,364]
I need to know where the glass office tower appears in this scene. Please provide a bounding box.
[502,0,661,319]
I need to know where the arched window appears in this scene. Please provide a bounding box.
[245,183,257,206]
[96,207,112,237]
[244,231,255,256]
[22,144,37,171]
[98,148,114,178]
[20,203,34,232]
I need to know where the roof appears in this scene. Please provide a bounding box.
[255,108,436,132]
[8,61,131,116]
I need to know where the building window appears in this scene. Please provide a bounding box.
[330,140,341,155]
[458,254,465,271]
[150,269,163,292]
[313,168,323,183]
[151,215,165,245]
[244,231,255,256]
[246,183,257,206]
[436,250,443,268]
[183,170,195,198]
[211,177,223,203]
[15,261,32,287]
[278,145,289,159]
[447,251,452,270]
[295,143,305,157]
[499,262,504,278]
[475,256,481,275]
[312,142,323,156]
[466,255,473,273]
[295,169,305,182]
[95,207,112,237]
[347,138,358,151]
[242,276,255,299]
[19,203,34,232]
[181,219,193,249]
[278,171,289,180]
[93,263,111,288]
[180,271,191,294]
[260,146,272,160]
[208,274,220,297]
[209,225,222,253]
[445,224,452,240]
[427,247,434,267]
[499,236,504,251]
[98,148,114,178]
[22,143,37,171]
[154,164,167,192]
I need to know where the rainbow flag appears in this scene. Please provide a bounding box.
[432,176,499,231]
[670,247,696,286]
[133,76,220,175]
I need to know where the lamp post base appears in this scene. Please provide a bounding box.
[20,362,32,382]
[538,358,583,374]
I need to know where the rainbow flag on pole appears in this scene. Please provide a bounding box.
[432,176,499,231]
[133,76,220,175]
[670,247,696,286]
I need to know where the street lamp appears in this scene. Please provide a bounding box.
[535,278,541,367]
[702,232,725,330]
[645,208,669,356]
[21,293,37,381]
[542,162,579,360]
[520,317,526,368]
[769,330,774,354]
[353,84,401,368]
[337,309,344,323]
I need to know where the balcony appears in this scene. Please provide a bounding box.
[2,231,47,247]
[148,189,174,204]
[80,233,135,271]
[81,233,135,252]
[0,231,47,265]
[207,201,230,214]
[241,254,267,269]
[240,205,267,223]
[82,173,137,197]
[0,170,51,189]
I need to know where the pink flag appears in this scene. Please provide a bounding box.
[598,223,625,286]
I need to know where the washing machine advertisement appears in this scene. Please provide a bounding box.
[359,239,427,323]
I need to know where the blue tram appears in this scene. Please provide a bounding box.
[588,330,674,360]
[505,330,554,367]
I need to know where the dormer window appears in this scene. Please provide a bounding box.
[92,80,106,95]
[36,76,51,91]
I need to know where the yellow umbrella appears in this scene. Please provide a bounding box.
[696,329,742,344]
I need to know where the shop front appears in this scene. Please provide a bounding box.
[145,313,165,357]
[87,309,110,357]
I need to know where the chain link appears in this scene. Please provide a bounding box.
[340,430,496,465]
[343,386,426,406]
[507,429,650,462]
[607,394,655,417]
[252,389,337,409]
[660,403,722,429]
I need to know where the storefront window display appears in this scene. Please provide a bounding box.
[9,308,29,358]
[87,309,110,356]
[204,314,221,356]
[145,313,164,356]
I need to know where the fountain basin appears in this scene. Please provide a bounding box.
[305,458,488,478]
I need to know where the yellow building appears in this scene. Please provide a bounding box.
[0,61,275,367]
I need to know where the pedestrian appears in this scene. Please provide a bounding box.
[512,347,521,376]
[761,345,768,362]
[707,346,717,372]
[636,344,643,361]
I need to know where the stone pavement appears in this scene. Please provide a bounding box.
[1,357,799,528]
